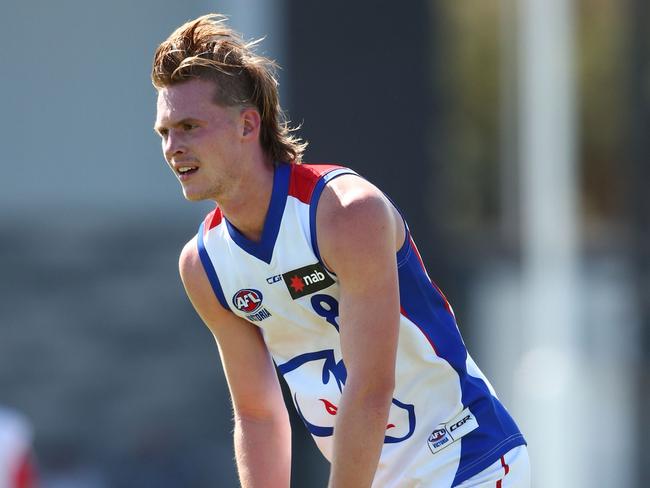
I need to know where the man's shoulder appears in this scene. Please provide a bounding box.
[178,234,234,318]
[179,235,201,282]
[315,173,405,269]
[319,176,391,228]
[287,163,353,204]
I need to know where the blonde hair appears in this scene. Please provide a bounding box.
[152,14,306,163]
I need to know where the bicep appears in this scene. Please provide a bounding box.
[179,238,285,419]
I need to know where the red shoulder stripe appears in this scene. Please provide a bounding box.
[409,235,455,318]
[203,207,223,233]
[288,163,344,204]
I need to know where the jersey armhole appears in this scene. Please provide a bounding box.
[197,222,231,312]
[308,169,410,273]
[384,194,411,267]
[308,168,357,274]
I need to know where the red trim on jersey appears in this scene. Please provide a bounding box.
[408,235,455,317]
[288,164,343,204]
[408,234,427,271]
[400,306,439,355]
[495,455,510,488]
[204,207,223,233]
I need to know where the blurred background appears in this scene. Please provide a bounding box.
[0,0,647,486]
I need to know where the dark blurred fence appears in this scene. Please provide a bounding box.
[0,215,237,486]
[629,0,650,485]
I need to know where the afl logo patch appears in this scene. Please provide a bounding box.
[428,428,447,443]
[427,427,450,454]
[232,289,263,313]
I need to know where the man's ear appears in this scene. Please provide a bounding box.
[241,107,261,138]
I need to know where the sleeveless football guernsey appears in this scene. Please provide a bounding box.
[197,163,526,487]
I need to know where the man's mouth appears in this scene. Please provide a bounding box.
[177,166,198,177]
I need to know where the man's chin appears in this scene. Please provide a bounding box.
[182,189,207,202]
[182,184,222,202]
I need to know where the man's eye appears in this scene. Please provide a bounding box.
[158,129,169,138]
[183,124,197,131]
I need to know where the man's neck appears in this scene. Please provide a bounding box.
[217,159,275,243]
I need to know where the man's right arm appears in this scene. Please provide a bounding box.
[179,237,291,488]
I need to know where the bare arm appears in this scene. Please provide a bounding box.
[179,238,291,488]
[317,176,404,488]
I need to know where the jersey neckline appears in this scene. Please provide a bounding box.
[224,163,290,264]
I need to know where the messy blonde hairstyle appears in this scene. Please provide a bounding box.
[152,14,306,163]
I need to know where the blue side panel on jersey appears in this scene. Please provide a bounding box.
[308,169,358,269]
[225,163,291,264]
[397,245,525,486]
[197,222,231,312]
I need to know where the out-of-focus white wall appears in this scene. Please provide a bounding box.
[467,1,640,487]
[0,0,284,218]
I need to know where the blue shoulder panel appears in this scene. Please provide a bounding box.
[197,222,231,312]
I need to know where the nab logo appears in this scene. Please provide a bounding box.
[232,289,263,313]
[283,263,335,299]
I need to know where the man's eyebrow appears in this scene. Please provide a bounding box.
[154,118,202,132]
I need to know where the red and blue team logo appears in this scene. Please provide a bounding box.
[232,289,263,313]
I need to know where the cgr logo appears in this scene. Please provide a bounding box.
[449,415,471,433]
[232,289,263,313]
[266,274,282,284]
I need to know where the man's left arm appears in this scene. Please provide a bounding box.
[316,175,404,488]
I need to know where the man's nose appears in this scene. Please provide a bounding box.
[164,131,186,159]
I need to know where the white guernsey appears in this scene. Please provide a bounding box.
[196,163,526,487]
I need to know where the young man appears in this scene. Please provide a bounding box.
[152,14,529,488]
